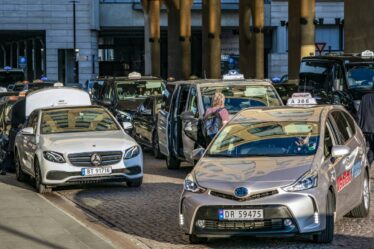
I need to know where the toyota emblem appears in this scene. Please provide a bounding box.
[90,153,102,166]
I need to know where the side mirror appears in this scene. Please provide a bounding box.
[21,127,34,135]
[184,120,198,142]
[331,145,350,158]
[192,147,205,161]
[181,111,195,120]
[122,122,133,131]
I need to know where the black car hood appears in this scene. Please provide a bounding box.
[117,99,145,112]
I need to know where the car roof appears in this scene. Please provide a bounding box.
[98,76,163,82]
[230,105,344,124]
[0,68,24,73]
[38,105,104,112]
[168,79,274,87]
[302,55,374,63]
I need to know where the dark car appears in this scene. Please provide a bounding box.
[157,77,283,169]
[94,72,166,126]
[132,95,164,158]
[298,51,374,116]
[11,82,56,94]
[0,67,25,96]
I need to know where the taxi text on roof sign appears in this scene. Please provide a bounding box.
[287,92,317,106]
[361,50,374,58]
[223,70,244,80]
[128,72,142,80]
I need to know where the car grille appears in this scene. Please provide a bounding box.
[210,189,278,202]
[68,151,122,167]
[204,219,283,231]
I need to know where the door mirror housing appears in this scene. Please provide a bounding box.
[331,145,350,158]
[184,120,198,142]
[21,127,34,135]
[122,122,133,131]
[192,147,205,161]
[181,111,195,120]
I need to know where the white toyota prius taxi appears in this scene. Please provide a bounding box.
[14,87,143,193]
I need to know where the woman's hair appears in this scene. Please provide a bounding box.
[212,92,225,108]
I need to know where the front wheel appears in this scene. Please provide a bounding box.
[313,190,334,243]
[350,171,370,218]
[34,159,52,194]
[15,151,28,182]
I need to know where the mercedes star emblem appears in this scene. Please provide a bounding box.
[90,153,102,166]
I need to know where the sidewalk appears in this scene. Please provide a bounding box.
[0,174,116,249]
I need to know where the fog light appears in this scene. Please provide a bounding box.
[196,219,205,228]
[314,212,319,224]
[179,214,184,226]
[283,219,293,226]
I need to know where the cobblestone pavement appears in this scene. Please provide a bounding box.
[56,152,374,249]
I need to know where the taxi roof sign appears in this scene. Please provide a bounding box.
[223,70,244,80]
[361,50,374,58]
[128,72,142,80]
[287,92,317,106]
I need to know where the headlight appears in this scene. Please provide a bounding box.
[184,173,206,193]
[116,110,132,122]
[124,145,140,159]
[43,151,66,163]
[282,171,318,192]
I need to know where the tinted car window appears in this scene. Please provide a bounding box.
[187,87,198,116]
[331,111,352,144]
[343,112,356,136]
[324,123,334,158]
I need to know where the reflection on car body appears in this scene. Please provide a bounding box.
[157,78,283,169]
[180,105,370,244]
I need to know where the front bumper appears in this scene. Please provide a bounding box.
[39,154,143,186]
[180,189,325,237]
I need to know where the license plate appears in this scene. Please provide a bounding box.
[219,209,263,220]
[81,166,112,176]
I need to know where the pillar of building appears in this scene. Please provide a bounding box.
[288,0,315,81]
[142,0,161,77]
[202,0,221,79]
[165,0,182,80]
[179,0,193,80]
[344,0,374,52]
[239,0,254,78]
[33,39,43,79]
[0,44,5,67]
[252,0,264,79]
[26,40,34,80]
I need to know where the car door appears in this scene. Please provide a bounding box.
[181,86,199,161]
[330,110,361,214]
[142,98,154,144]
[158,85,176,156]
[20,111,39,173]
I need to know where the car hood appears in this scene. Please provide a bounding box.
[117,99,145,113]
[40,130,136,154]
[194,156,314,194]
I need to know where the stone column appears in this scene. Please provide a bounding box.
[166,0,182,80]
[142,0,161,77]
[202,0,221,79]
[288,0,301,81]
[0,44,5,67]
[239,0,254,78]
[252,0,264,79]
[300,0,315,58]
[180,0,193,80]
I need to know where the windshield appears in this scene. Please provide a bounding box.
[299,61,333,93]
[41,108,119,134]
[0,71,25,88]
[347,63,374,90]
[201,85,281,114]
[207,121,319,157]
[116,80,165,100]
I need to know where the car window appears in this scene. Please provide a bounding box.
[27,111,39,132]
[330,111,352,144]
[143,98,153,114]
[103,84,113,101]
[324,120,336,158]
[343,112,356,136]
[187,87,198,116]
[332,64,345,91]
[175,85,190,116]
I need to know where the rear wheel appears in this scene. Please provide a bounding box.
[127,177,143,188]
[34,159,52,194]
[313,190,334,243]
[350,171,370,218]
[189,235,208,244]
[166,153,180,170]
[15,151,28,182]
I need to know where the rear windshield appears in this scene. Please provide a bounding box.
[116,80,165,100]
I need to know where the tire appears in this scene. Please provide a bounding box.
[189,235,208,244]
[350,171,370,218]
[152,132,163,159]
[15,151,28,182]
[166,153,180,170]
[127,177,143,188]
[34,159,52,194]
[313,190,334,243]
